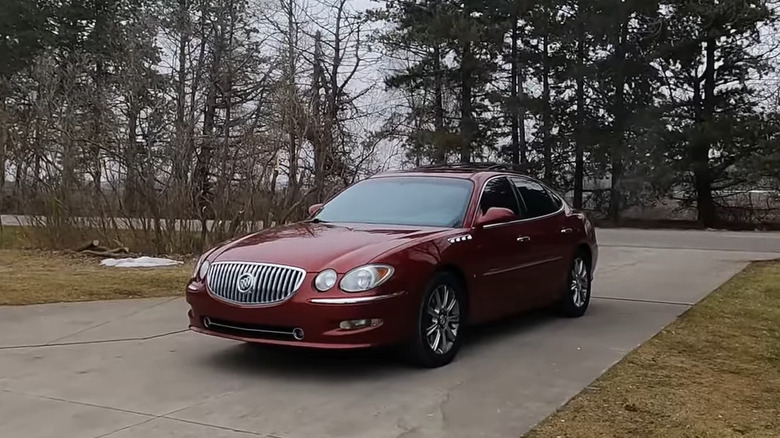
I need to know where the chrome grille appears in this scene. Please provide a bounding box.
[206,262,306,305]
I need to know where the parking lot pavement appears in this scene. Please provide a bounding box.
[1,229,779,438]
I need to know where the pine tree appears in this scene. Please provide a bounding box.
[373,0,504,164]
[586,0,663,218]
[657,0,778,226]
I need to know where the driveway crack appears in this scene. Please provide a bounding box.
[2,388,269,437]
[93,418,157,438]
[0,329,188,350]
[2,388,157,418]
[148,417,269,436]
[592,296,694,307]
[50,297,180,344]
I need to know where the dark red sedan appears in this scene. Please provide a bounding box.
[186,164,598,367]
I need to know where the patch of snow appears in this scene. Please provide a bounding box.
[100,256,183,268]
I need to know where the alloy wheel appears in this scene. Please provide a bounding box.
[570,257,589,308]
[424,284,461,355]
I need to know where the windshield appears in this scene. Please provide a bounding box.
[313,176,474,228]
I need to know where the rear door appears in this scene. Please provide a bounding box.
[508,177,568,307]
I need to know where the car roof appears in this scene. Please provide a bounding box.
[369,163,534,182]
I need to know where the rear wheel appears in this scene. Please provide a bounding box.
[557,251,591,318]
[405,271,465,368]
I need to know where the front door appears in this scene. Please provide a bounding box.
[467,176,528,322]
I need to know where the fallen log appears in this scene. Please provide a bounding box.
[104,246,130,255]
[74,240,100,252]
[80,249,138,259]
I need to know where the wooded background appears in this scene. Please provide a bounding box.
[1,0,780,254]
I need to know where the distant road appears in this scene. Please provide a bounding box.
[1,214,276,232]
[1,215,32,226]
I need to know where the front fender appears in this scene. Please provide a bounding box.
[371,234,474,299]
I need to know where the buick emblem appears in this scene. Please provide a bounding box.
[236,273,255,294]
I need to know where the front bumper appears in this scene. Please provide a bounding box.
[186,275,417,349]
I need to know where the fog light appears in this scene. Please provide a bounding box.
[339,318,382,330]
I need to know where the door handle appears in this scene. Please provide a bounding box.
[517,236,531,242]
[560,228,573,234]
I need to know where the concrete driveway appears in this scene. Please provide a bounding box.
[1,229,779,438]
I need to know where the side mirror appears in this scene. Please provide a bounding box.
[474,207,517,228]
[308,203,324,216]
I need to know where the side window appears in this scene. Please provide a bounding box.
[546,187,564,210]
[479,177,521,217]
[510,178,560,218]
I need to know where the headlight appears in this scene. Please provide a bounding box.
[314,269,338,292]
[198,260,211,280]
[340,264,394,293]
[193,253,211,280]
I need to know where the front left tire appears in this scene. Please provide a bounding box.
[405,271,465,368]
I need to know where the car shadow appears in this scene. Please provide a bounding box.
[198,307,566,378]
[200,341,412,381]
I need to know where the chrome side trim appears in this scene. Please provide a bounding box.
[483,256,563,277]
[308,291,406,305]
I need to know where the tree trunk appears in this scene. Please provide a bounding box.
[0,96,7,201]
[693,37,718,227]
[433,44,446,164]
[173,0,190,188]
[519,70,528,165]
[459,38,474,164]
[573,1,586,208]
[195,81,217,209]
[194,3,222,232]
[125,99,139,215]
[509,8,520,166]
[608,18,627,221]
[268,159,279,224]
[61,111,76,217]
[32,98,42,198]
[542,35,552,183]
[0,127,6,205]
[196,81,217,246]
[285,0,299,206]
[188,7,208,223]
[312,30,326,202]
[91,60,105,198]
[324,2,344,193]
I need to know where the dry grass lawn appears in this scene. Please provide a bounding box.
[0,250,194,305]
[0,223,208,255]
[524,260,780,438]
[0,226,28,249]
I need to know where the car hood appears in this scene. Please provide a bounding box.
[208,222,450,272]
